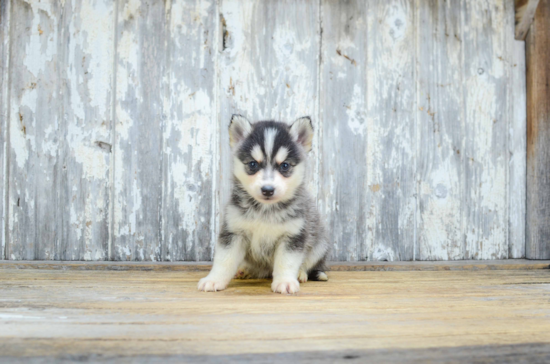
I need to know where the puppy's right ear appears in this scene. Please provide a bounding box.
[229,114,252,148]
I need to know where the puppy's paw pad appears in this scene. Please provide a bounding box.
[298,270,308,283]
[272,278,300,294]
[317,272,328,281]
[197,277,228,292]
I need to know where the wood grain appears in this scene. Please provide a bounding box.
[526,0,550,259]
[1,269,550,360]
[508,0,528,259]
[462,0,509,259]
[59,0,115,260]
[7,0,64,260]
[161,0,219,262]
[0,0,10,260]
[319,0,368,261]
[113,0,166,261]
[366,0,416,261]
[416,0,464,260]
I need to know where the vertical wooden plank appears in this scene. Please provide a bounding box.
[415,0,464,260]
[218,0,320,232]
[366,0,416,261]
[462,0,509,259]
[0,0,11,260]
[7,0,63,260]
[60,0,115,260]
[319,1,368,261]
[161,0,218,261]
[113,0,166,261]
[508,0,527,259]
[526,0,550,259]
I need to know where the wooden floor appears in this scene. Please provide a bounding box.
[1,261,550,363]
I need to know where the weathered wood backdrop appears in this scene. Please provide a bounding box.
[0,0,526,261]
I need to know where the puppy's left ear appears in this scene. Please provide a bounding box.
[229,114,252,148]
[290,116,314,153]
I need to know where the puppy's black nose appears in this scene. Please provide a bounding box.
[261,185,275,197]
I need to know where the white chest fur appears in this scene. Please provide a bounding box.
[225,205,304,261]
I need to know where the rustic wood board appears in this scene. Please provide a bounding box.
[416,0,465,260]
[508,0,528,258]
[59,0,115,260]
[113,0,167,261]
[1,0,528,262]
[365,0,416,261]
[1,269,550,361]
[161,0,219,262]
[1,259,548,271]
[319,0,368,261]
[0,0,10,260]
[5,0,117,261]
[3,344,550,364]
[526,0,550,259]
[462,0,510,259]
[7,0,65,260]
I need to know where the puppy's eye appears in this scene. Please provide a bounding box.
[248,161,258,169]
[280,162,290,172]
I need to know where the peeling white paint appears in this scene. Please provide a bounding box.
[346,84,366,137]
[4,0,525,262]
[164,0,218,259]
[123,0,141,21]
[68,125,109,181]
[10,110,29,170]
[79,0,114,117]
[23,1,56,78]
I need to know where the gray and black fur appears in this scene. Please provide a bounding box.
[198,115,330,294]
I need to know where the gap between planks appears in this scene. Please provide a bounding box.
[0,259,548,272]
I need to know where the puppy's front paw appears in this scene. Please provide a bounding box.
[272,278,300,294]
[198,276,229,292]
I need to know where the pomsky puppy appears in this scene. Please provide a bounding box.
[198,115,330,294]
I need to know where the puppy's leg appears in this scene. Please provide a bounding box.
[298,266,308,283]
[198,233,245,292]
[271,240,305,294]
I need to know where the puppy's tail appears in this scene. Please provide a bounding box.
[308,270,328,281]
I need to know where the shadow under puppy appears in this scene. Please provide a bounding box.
[198,115,330,294]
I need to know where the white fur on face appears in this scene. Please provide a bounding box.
[233,156,305,204]
[274,147,289,165]
[264,128,278,161]
[278,163,305,202]
[251,144,263,162]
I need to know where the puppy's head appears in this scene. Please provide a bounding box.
[229,115,313,204]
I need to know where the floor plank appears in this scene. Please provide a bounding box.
[0,259,549,271]
[0,269,549,362]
